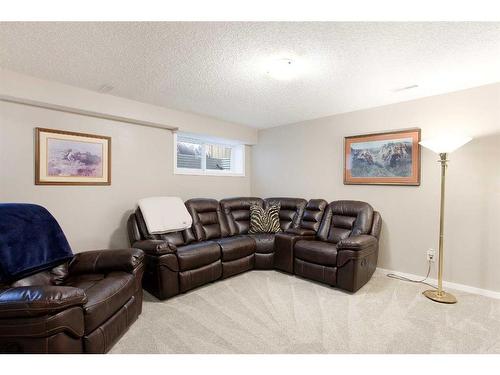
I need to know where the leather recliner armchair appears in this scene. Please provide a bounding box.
[0,249,144,354]
[293,201,382,292]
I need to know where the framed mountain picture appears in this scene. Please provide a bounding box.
[35,127,111,185]
[344,128,421,185]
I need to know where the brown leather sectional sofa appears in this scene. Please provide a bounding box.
[0,249,144,353]
[0,197,380,354]
[128,197,382,300]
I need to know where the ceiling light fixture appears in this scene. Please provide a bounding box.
[266,58,298,80]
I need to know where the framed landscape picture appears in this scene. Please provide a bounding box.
[35,127,111,185]
[344,128,421,186]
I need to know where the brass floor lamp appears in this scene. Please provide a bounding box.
[419,136,472,304]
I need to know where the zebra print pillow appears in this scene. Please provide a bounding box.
[248,203,282,233]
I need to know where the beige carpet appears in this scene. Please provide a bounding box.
[110,270,500,354]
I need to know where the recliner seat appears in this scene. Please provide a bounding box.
[0,249,145,354]
[294,201,381,291]
[128,197,382,300]
[274,199,328,273]
[217,236,256,278]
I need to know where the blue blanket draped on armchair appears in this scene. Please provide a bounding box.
[0,203,73,283]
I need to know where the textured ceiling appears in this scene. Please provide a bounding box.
[1,22,500,128]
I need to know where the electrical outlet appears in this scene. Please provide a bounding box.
[427,248,436,262]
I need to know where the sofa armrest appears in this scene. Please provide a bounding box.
[274,231,315,273]
[0,286,87,318]
[69,248,144,275]
[285,228,316,236]
[337,235,377,251]
[132,240,177,256]
[336,235,378,268]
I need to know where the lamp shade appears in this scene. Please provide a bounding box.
[419,136,472,153]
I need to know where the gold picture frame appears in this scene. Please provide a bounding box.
[35,127,111,185]
[344,128,421,186]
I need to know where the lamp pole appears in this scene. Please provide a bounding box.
[423,153,457,304]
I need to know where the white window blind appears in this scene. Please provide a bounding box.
[206,143,232,171]
[174,133,244,176]
[176,135,203,170]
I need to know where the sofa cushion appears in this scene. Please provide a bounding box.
[294,240,338,266]
[264,197,307,231]
[245,233,275,254]
[220,197,264,235]
[65,272,135,334]
[176,241,221,271]
[298,199,328,233]
[248,203,281,234]
[317,201,374,244]
[185,199,229,241]
[216,236,256,262]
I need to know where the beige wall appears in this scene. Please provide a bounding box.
[0,69,258,144]
[2,68,500,292]
[252,83,500,292]
[0,71,256,252]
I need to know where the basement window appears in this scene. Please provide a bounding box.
[174,132,245,176]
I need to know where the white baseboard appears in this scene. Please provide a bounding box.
[376,267,500,300]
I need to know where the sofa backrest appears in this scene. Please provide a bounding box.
[128,197,380,245]
[185,198,229,241]
[264,197,307,231]
[298,199,328,233]
[317,200,374,244]
[128,208,195,246]
[3,263,69,288]
[220,197,264,235]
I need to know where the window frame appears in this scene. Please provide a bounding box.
[173,132,245,177]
